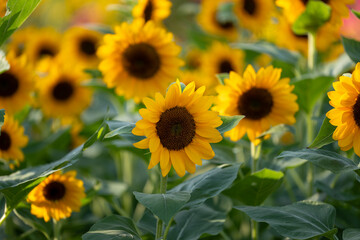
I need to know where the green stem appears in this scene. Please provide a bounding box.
[155,174,168,240]
[306,113,314,197]
[250,142,261,240]
[251,219,259,240]
[306,113,313,145]
[308,32,316,71]
[162,217,174,240]
[0,207,10,226]
[53,219,61,240]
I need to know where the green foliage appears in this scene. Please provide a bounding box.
[133,191,190,224]
[309,117,336,148]
[104,122,135,139]
[82,215,141,240]
[342,36,360,63]
[0,51,9,74]
[292,1,331,35]
[217,115,244,134]
[343,228,360,240]
[351,9,360,19]
[225,168,284,206]
[235,201,338,240]
[0,0,42,46]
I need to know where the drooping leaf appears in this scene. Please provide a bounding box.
[169,164,239,208]
[351,9,360,19]
[343,228,360,240]
[82,215,141,240]
[342,36,360,63]
[235,201,337,240]
[0,50,9,74]
[133,191,190,224]
[224,168,284,206]
[217,115,244,134]
[308,117,336,148]
[0,0,42,46]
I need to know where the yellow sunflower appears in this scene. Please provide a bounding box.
[132,0,172,22]
[60,27,103,68]
[213,65,298,145]
[37,60,92,119]
[179,70,216,95]
[7,27,34,57]
[233,0,274,34]
[27,171,85,222]
[97,20,183,103]
[0,114,28,166]
[0,52,34,115]
[326,63,360,155]
[132,81,223,177]
[197,0,238,40]
[0,0,7,18]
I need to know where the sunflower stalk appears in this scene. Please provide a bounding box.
[53,219,62,240]
[250,142,261,240]
[155,174,168,240]
[307,32,316,71]
[162,217,174,240]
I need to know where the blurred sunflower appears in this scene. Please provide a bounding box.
[132,0,172,22]
[132,81,223,177]
[197,0,238,40]
[0,115,28,166]
[27,171,85,222]
[326,63,360,156]
[179,70,216,95]
[185,48,203,71]
[7,27,34,57]
[0,53,34,114]
[214,65,298,145]
[97,20,183,103]
[0,0,7,17]
[60,27,102,68]
[37,61,92,119]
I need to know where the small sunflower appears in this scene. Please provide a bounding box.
[326,63,360,155]
[132,81,223,177]
[37,60,92,119]
[0,53,34,114]
[132,0,172,22]
[213,65,298,145]
[60,27,102,68]
[27,171,85,222]
[97,20,183,103]
[0,114,28,166]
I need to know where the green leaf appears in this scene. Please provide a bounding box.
[83,121,109,150]
[0,109,4,131]
[231,42,300,65]
[293,76,334,114]
[82,215,141,240]
[309,117,336,148]
[104,123,135,139]
[0,50,9,74]
[292,1,331,34]
[0,0,42,46]
[315,181,360,202]
[276,149,359,174]
[133,191,190,224]
[169,164,239,208]
[216,73,229,85]
[342,36,360,63]
[217,115,244,134]
[84,69,103,79]
[343,228,360,240]
[224,168,284,206]
[106,120,144,143]
[235,201,337,240]
[351,9,360,19]
[14,208,51,240]
[257,124,291,140]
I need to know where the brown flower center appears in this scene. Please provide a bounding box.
[122,43,161,79]
[80,38,97,56]
[52,81,74,101]
[0,72,19,97]
[0,131,11,151]
[238,87,273,120]
[43,181,66,201]
[218,59,234,73]
[38,46,56,59]
[244,0,256,15]
[144,0,153,22]
[156,106,196,150]
[353,95,360,127]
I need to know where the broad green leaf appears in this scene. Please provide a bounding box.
[235,201,337,240]
[0,109,4,130]
[82,215,141,240]
[133,191,190,224]
[231,42,300,65]
[14,208,51,240]
[0,0,42,46]
[276,149,359,174]
[315,181,360,202]
[0,50,9,74]
[104,123,135,139]
[308,117,336,148]
[169,164,239,208]
[342,36,360,63]
[224,168,284,206]
[343,229,360,240]
[292,1,331,34]
[351,9,360,19]
[293,76,334,114]
[217,115,244,134]
[167,204,226,240]
[216,73,229,85]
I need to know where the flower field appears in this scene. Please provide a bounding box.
[1,0,360,239]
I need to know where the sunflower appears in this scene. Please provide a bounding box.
[0,52,34,114]
[7,27,34,57]
[185,48,203,71]
[132,0,172,22]
[27,171,85,222]
[179,70,216,95]
[37,60,92,119]
[97,20,183,103]
[197,0,238,40]
[60,27,102,68]
[326,63,360,155]
[0,114,28,166]
[213,65,298,145]
[132,81,223,177]
[233,0,274,34]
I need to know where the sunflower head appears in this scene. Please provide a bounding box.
[132,0,172,22]
[132,81,223,177]
[214,65,298,145]
[27,171,85,222]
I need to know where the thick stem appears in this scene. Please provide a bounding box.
[162,217,174,240]
[306,113,315,197]
[155,174,168,240]
[307,32,316,71]
[53,219,61,240]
